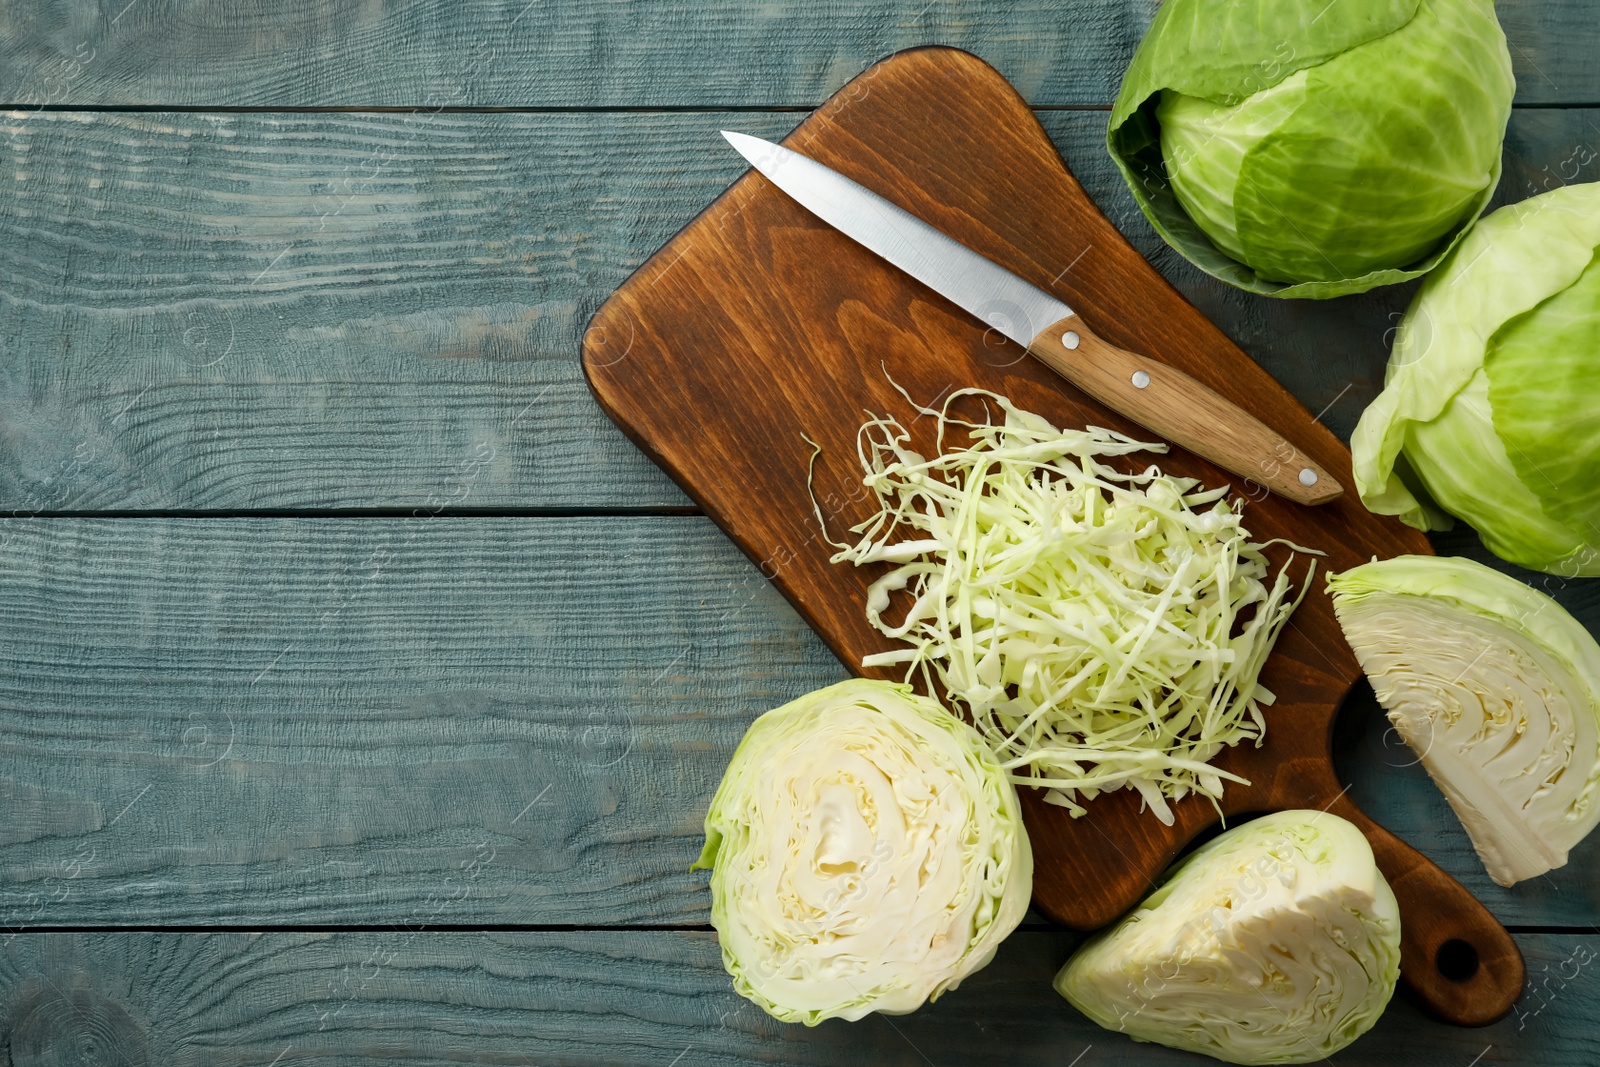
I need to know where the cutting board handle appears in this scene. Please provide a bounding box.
[584,40,1503,1028]
[1325,793,1525,1025]
[1027,315,1342,505]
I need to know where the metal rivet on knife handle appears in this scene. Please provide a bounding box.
[717,131,1341,505]
[1026,315,1344,506]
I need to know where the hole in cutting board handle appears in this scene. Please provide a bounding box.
[1435,938,1481,983]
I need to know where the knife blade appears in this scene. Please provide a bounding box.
[720,129,1341,506]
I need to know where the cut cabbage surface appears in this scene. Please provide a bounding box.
[1056,810,1400,1065]
[693,678,1032,1024]
[1330,555,1600,885]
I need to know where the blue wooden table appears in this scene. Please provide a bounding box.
[2,3,1599,1063]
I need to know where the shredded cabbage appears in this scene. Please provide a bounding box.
[817,387,1315,824]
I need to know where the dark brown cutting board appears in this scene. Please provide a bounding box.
[584,46,1522,1026]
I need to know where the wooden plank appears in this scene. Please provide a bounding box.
[4,107,1598,512]
[0,108,744,512]
[0,0,1588,108]
[1,516,1597,928]
[0,516,847,927]
[0,929,1596,1065]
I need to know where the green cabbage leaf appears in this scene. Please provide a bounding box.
[1352,181,1600,574]
[1109,0,1512,298]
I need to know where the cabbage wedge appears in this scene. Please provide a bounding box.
[694,679,1032,1024]
[1330,555,1600,885]
[1057,810,1400,1065]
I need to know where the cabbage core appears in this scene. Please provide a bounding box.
[1330,555,1600,885]
[1057,810,1400,1065]
[694,679,1032,1023]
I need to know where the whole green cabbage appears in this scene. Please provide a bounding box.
[1353,181,1600,575]
[1056,811,1400,1065]
[1108,0,1513,298]
[693,679,1032,1024]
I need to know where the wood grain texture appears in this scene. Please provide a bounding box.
[0,0,1594,1056]
[0,107,719,511]
[1028,314,1342,504]
[0,0,1588,108]
[0,516,845,927]
[585,46,1523,1023]
[0,515,1596,931]
[0,929,1596,1066]
[3,106,1597,512]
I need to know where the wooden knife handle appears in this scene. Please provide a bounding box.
[1326,793,1525,1026]
[1026,314,1343,505]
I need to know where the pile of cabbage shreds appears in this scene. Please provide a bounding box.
[814,386,1316,825]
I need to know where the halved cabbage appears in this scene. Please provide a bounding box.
[1330,555,1600,885]
[1056,810,1400,1065]
[694,678,1032,1024]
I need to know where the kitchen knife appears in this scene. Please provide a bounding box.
[721,130,1341,506]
